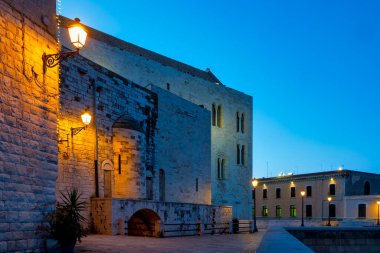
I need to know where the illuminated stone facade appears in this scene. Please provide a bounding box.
[0,0,58,251]
[59,16,253,219]
[255,170,380,225]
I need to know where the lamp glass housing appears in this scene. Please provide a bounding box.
[252,179,258,188]
[68,25,87,49]
[327,197,332,202]
[81,112,92,125]
[301,191,305,197]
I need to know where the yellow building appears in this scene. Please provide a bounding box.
[254,170,380,225]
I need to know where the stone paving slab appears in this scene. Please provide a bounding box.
[74,231,266,253]
[257,227,314,253]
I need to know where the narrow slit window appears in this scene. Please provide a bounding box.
[217,105,222,127]
[221,159,225,179]
[236,144,240,165]
[236,112,240,132]
[217,158,221,179]
[241,145,245,166]
[118,154,121,174]
[212,104,216,126]
[241,113,245,133]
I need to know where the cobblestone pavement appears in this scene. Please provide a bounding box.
[74,231,266,253]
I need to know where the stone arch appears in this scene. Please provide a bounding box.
[128,209,162,237]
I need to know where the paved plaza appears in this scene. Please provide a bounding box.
[73,231,266,253]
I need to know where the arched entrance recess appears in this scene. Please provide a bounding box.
[128,209,162,237]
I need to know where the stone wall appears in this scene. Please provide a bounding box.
[58,53,157,222]
[59,16,253,219]
[150,85,211,205]
[91,198,232,236]
[345,171,380,196]
[0,0,58,252]
[287,227,380,253]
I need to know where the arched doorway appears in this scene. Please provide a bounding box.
[128,209,162,237]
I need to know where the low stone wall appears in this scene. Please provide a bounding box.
[91,198,232,236]
[287,227,380,253]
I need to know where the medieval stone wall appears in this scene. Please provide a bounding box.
[0,0,58,251]
[58,53,157,222]
[150,85,211,205]
[59,18,253,219]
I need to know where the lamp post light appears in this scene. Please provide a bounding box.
[71,111,92,138]
[327,196,332,226]
[42,18,87,73]
[377,201,380,226]
[300,191,305,227]
[252,178,258,232]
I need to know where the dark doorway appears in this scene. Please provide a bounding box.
[329,204,336,218]
[128,209,161,237]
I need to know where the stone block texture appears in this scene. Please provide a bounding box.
[0,0,58,252]
[60,16,253,219]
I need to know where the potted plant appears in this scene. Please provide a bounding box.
[39,189,87,253]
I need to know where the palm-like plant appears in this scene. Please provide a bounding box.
[51,188,87,244]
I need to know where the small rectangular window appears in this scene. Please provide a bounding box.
[166,83,170,90]
[196,178,199,192]
[276,205,282,217]
[276,188,281,198]
[263,189,267,199]
[358,204,366,218]
[306,205,312,217]
[118,154,121,174]
[236,145,240,165]
[241,145,245,166]
[306,186,312,197]
[262,206,268,217]
[290,187,296,198]
[329,184,336,195]
[290,205,296,217]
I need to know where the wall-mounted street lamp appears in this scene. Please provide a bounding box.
[71,111,92,138]
[300,191,305,227]
[251,178,259,232]
[42,18,87,73]
[327,196,332,226]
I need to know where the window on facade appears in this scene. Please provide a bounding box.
[236,112,240,132]
[263,189,268,199]
[262,206,268,217]
[118,154,121,174]
[212,104,216,126]
[241,113,245,133]
[329,204,336,218]
[159,169,165,201]
[276,205,282,217]
[290,187,296,198]
[196,178,199,192]
[217,158,225,180]
[364,181,370,195]
[276,188,281,198]
[217,105,222,127]
[146,177,153,200]
[306,205,312,218]
[241,145,245,166]
[166,83,170,90]
[306,186,312,197]
[329,184,336,195]
[290,205,296,217]
[236,145,240,165]
[358,204,366,218]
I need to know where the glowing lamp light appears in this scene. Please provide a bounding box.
[327,196,332,202]
[301,191,305,197]
[81,112,92,125]
[68,18,87,49]
[252,179,258,188]
[377,201,380,205]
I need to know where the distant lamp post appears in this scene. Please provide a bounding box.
[301,191,305,227]
[252,178,259,232]
[377,201,380,226]
[327,196,332,226]
[71,111,92,137]
[42,18,87,73]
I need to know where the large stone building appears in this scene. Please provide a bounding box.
[0,0,252,251]
[254,170,380,224]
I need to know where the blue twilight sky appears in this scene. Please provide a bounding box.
[60,0,380,178]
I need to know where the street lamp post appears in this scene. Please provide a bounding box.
[301,191,305,227]
[327,197,332,226]
[377,201,380,226]
[252,179,258,232]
